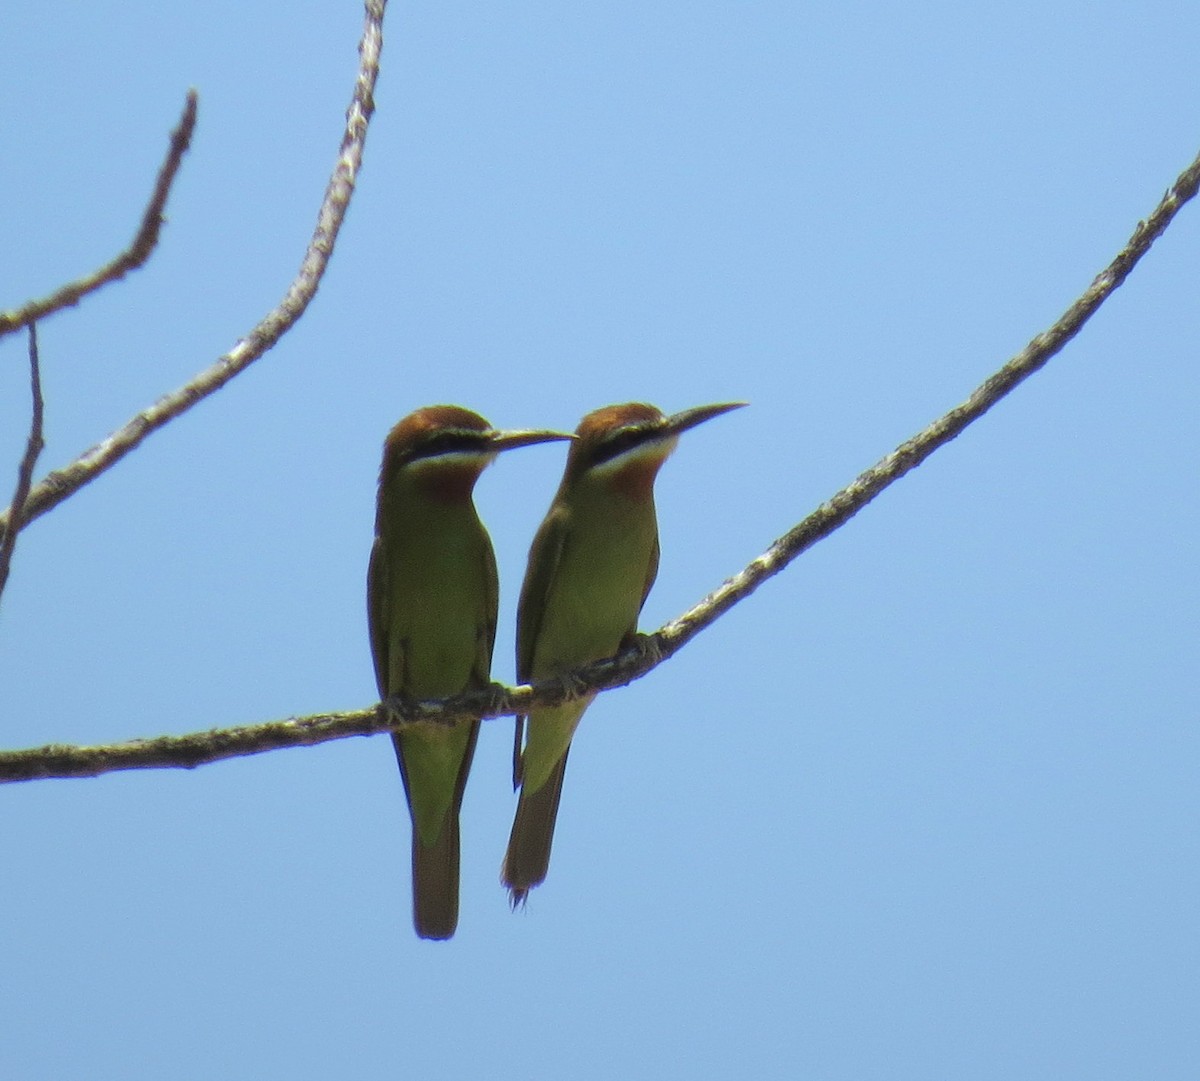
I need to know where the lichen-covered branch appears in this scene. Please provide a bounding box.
[0,93,198,339]
[0,644,663,781]
[2,139,1197,786]
[0,0,387,550]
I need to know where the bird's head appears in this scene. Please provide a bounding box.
[564,401,746,499]
[380,405,573,502]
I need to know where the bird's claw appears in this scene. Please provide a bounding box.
[626,631,663,667]
[381,693,417,730]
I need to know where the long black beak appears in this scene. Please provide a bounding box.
[489,429,576,453]
[661,401,747,438]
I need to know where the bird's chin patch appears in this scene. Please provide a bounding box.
[410,453,491,502]
[591,439,675,500]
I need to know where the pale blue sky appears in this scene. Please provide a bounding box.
[2,2,1198,1078]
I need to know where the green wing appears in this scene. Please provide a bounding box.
[366,537,392,698]
[516,504,570,683]
[640,532,660,614]
[512,503,570,784]
[476,529,500,686]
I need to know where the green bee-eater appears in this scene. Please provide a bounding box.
[502,401,745,904]
[368,405,572,939]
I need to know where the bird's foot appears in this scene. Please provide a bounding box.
[479,680,510,719]
[625,631,663,668]
[381,692,417,731]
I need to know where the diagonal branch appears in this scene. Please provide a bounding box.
[0,92,198,340]
[2,141,1198,785]
[0,326,46,605]
[648,147,1200,656]
[0,0,387,551]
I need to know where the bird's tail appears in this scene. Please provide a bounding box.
[411,812,460,940]
[501,749,570,906]
[392,727,478,941]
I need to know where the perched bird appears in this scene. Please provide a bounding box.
[502,401,745,904]
[368,405,572,939]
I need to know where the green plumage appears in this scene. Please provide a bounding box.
[516,484,660,795]
[369,459,496,940]
[504,401,743,905]
[503,466,659,903]
[369,406,572,940]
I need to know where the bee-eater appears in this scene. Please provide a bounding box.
[368,405,572,939]
[502,400,745,904]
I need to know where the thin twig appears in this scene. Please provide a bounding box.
[0,0,387,550]
[0,93,198,339]
[0,326,46,605]
[2,142,1198,785]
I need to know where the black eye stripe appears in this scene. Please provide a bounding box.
[590,425,662,467]
[407,430,490,463]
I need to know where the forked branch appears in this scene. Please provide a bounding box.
[0,0,387,551]
[0,327,46,605]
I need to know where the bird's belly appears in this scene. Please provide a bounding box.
[391,573,486,698]
[532,553,648,675]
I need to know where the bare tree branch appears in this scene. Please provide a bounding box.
[0,653,651,781]
[2,142,1197,786]
[649,148,1200,656]
[0,0,387,550]
[0,326,46,605]
[0,93,198,340]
